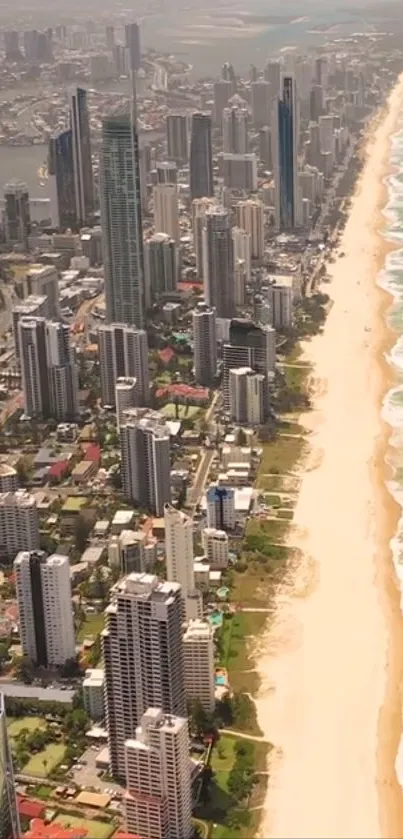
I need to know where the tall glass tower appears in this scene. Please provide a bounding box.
[70,87,94,226]
[48,129,76,229]
[274,75,299,230]
[100,111,145,328]
[190,112,213,201]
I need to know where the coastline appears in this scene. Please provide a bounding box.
[254,76,403,839]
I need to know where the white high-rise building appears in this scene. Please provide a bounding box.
[232,227,251,282]
[192,302,217,387]
[251,80,272,127]
[235,199,265,260]
[222,106,249,154]
[153,184,179,244]
[120,410,171,514]
[191,197,217,280]
[98,323,149,408]
[124,708,192,839]
[164,504,201,621]
[202,527,229,569]
[229,366,265,425]
[24,264,59,319]
[0,491,39,561]
[102,574,186,779]
[115,377,138,430]
[14,551,75,667]
[183,620,215,714]
[19,317,78,421]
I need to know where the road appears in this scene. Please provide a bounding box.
[188,449,215,507]
[0,682,74,703]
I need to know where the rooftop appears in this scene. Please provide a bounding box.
[62,496,88,513]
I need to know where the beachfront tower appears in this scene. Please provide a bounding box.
[274,75,299,230]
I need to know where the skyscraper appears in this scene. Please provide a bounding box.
[222,106,249,154]
[229,366,265,425]
[4,181,30,249]
[19,317,78,421]
[125,22,141,71]
[0,693,20,839]
[70,87,94,226]
[166,113,188,163]
[206,485,236,531]
[164,504,200,620]
[98,323,149,408]
[0,491,39,562]
[190,113,213,200]
[223,319,276,413]
[264,60,281,96]
[144,233,177,305]
[100,113,145,327]
[251,80,271,127]
[203,206,234,319]
[124,708,192,839]
[274,75,299,229]
[235,199,265,259]
[213,79,232,124]
[232,227,251,282]
[120,411,171,514]
[14,551,75,667]
[48,129,75,229]
[192,302,217,387]
[183,620,215,714]
[102,572,186,778]
[220,152,258,191]
[153,183,179,243]
[191,197,217,280]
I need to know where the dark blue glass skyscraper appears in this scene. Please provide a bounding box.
[275,75,299,230]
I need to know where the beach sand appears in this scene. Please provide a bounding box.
[256,77,403,839]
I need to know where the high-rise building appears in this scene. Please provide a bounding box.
[192,302,217,387]
[105,24,115,51]
[222,62,236,88]
[125,22,141,71]
[310,84,325,122]
[220,153,258,191]
[190,113,213,201]
[100,113,145,328]
[120,411,171,514]
[166,113,188,163]
[153,184,179,243]
[164,504,201,621]
[144,233,177,306]
[14,551,75,667]
[156,161,177,185]
[108,529,157,575]
[0,491,39,562]
[264,60,281,97]
[70,87,94,226]
[222,106,249,154]
[0,466,18,495]
[203,206,234,319]
[23,264,59,319]
[98,323,149,408]
[213,80,232,124]
[191,197,217,279]
[19,317,78,421]
[115,377,138,430]
[183,620,215,714]
[223,319,276,412]
[232,227,251,282]
[235,199,265,259]
[259,125,272,169]
[251,80,271,127]
[229,366,265,425]
[124,708,192,839]
[4,30,22,62]
[4,181,30,249]
[263,281,293,330]
[48,130,75,229]
[12,294,49,361]
[202,527,229,569]
[274,75,299,229]
[102,573,186,779]
[206,485,235,531]
[0,693,20,839]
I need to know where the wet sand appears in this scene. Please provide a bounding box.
[256,77,403,839]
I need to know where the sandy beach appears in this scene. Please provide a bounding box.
[256,76,403,839]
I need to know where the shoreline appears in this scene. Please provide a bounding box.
[254,76,403,839]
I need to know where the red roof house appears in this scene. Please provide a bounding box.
[17,797,45,820]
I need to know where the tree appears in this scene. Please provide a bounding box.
[188,699,216,739]
[14,655,34,684]
[74,517,91,553]
[60,657,80,678]
[16,456,31,485]
[0,640,11,673]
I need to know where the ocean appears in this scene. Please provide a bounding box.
[379,120,403,786]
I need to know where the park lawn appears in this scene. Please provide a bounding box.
[53,815,114,839]
[23,742,66,778]
[211,735,237,775]
[78,612,105,642]
[8,716,46,739]
[217,612,268,706]
[160,403,200,419]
